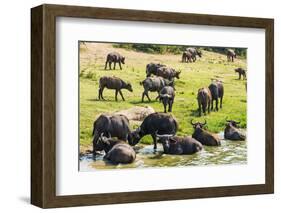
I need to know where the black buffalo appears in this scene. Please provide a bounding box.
[197,87,212,116]
[104,52,125,70]
[98,76,133,101]
[182,51,193,63]
[158,86,175,113]
[155,66,181,80]
[156,133,203,155]
[208,80,224,111]
[130,112,178,150]
[224,120,246,141]
[235,68,247,80]
[227,49,236,62]
[186,47,202,62]
[191,120,221,146]
[140,77,174,102]
[98,134,136,164]
[92,114,132,159]
[146,63,165,77]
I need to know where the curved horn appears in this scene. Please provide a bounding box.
[190,119,196,125]
[155,131,175,138]
[202,119,207,125]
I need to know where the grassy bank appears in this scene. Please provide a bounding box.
[79,42,247,148]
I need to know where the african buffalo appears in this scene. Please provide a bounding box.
[186,47,202,62]
[197,87,212,116]
[156,133,203,155]
[154,66,181,80]
[98,134,136,164]
[235,68,247,80]
[140,77,174,102]
[98,76,133,101]
[191,120,221,146]
[208,80,224,111]
[146,63,165,77]
[224,120,246,141]
[159,86,175,113]
[227,49,236,62]
[182,51,193,63]
[92,114,132,159]
[130,112,178,150]
[104,52,125,70]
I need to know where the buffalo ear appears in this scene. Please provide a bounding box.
[170,138,177,144]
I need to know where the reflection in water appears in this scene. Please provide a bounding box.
[79,131,247,171]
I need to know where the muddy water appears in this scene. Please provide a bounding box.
[79,132,247,171]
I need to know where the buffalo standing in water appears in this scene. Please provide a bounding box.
[191,120,221,146]
[98,76,133,101]
[197,87,212,116]
[104,52,125,70]
[156,133,203,155]
[224,120,246,141]
[130,112,178,150]
[208,80,224,111]
[92,114,132,159]
[98,134,136,164]
[226,49,236,62]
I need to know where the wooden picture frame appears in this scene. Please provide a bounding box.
[31,4,274,208]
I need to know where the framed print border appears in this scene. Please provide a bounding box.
[31,4,274,208]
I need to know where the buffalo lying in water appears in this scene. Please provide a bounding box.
[156,132,203,155]
[224,120,246,141]
[98,134,136,164]
[191,120,221,146]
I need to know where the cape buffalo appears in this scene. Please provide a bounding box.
[208,80,224,111]
[98,76,133,101]
[235,68,247,80]
[224,120,246,141]
[98,134,136,164]
[92,114,132,159]
[182,51,193,63]
[104,52,125,70]
[155,66,181,80]
[140,77,174,102]
[191,120,221,146]
[158,86,175,113]
[146,63,165,77]
[186,47,202,62]
[227,49,236,62]
[130,112,178,150]
[156,133,203,155]
[197,87,212,116]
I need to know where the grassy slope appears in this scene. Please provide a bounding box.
[79,43,247,147]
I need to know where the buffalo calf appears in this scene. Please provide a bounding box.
[104,52,125,70]
[235,68,247,80]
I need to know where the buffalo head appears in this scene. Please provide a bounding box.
[121,56,125,64]
[190,119,207,129]
[175,70,181,79]
[130,127,142,146]
[125,83,133,92]
[226,119,240,128]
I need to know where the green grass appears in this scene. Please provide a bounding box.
[79,43,247,147]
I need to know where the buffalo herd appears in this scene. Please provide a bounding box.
[89,47,246,164]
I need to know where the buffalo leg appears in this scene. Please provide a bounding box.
[119,90,125,101]
[113,62,116,70]
[104,61,108,70]
[145,92,151,102]
[220,96,223,108]
[208,101,211,113]
[232,56,234,62]
[211,100,214,110]
[239,73,241,80]
[198,100,202,116]
[109,62,112,70]
[119,61,122,70]
[92,133,100,160]
[99,87,105,100]
[141,92,145,102]
[215,98,219,111]
[115,90,118,101]
[163,103,167,113]
[152,134,157,150]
